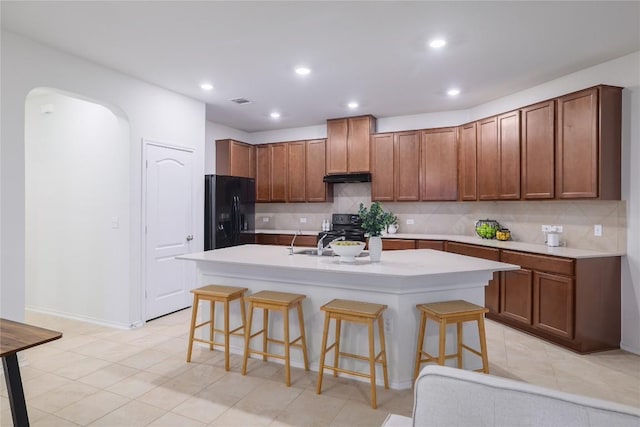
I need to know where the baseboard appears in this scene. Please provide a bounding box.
[25,306,137,330]
[620,342,640,355]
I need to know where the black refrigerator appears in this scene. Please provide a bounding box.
[205,175,255,250]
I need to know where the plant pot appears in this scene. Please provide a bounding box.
[368,236,382,262]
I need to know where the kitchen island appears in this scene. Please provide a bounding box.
[178,244,518,389]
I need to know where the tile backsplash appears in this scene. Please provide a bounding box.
[256,183,626,253]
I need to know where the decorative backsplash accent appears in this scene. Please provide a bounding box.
[256,183,626,253]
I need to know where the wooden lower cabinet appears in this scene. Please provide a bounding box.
[534,271,574,339]
[256,233,316,247]
[416,240,445,251]
[500,269,533,325]
[382,239,416,250]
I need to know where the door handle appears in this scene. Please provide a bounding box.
[186,235,194,241]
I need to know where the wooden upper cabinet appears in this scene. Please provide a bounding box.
[306,139,332,202]
[371,133,395,201]
[521,100,555,199]
[255,145,271,202]
[477,111,520,200]
[458,122,477,201]
[326,118,349,174]
[270,143,288,202]
[477,117,499,200]
[326,115,376,174]
[287,141,306,202]
[556,85,621,199]
[395,131,421,201]
[420,128,457,201]
[216,139,255,179]
[497,110,521,199]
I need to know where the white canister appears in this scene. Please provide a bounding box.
[546,232,560,247]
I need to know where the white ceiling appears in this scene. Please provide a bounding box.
[2,1,639,132]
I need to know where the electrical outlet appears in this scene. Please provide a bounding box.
[542,225,552,232]
[406,219,415,225]
[262,217,269,223]
[384,316,393,333]
[299,218,307,223]
[594,224,603,237]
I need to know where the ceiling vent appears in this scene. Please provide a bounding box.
[229,97,252,105]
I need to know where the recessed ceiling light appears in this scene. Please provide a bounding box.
[347,102,359,109]
[295,66,311,75]
[200,83,214,91]
[270,112,281,119]
[447,88,461,96]
[429,39,447,49]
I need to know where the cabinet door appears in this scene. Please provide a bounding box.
[497,110,520,199]
[230,140,253,179]
[326,118,349,174]
[521,100,555,199]
[248,145,256,179]
[458,123,477,201]
[270,144,288,202]
[382,239,416,250]
[477,117,499,200]
[500,269,533,325]
[256,145,271,202]
[421,128,457,201]
[347,116,374,172]
[534,271,574,339]
[556,87,598,198]
[287,141,306,202]
[306,139,330,202]
[371,133,395,201]
[395,131,421,201]
[257,234,279,245]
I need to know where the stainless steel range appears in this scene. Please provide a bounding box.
[317,213,366,247]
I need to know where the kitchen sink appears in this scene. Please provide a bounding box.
[293,249,369,258]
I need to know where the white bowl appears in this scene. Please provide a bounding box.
[330,241,366,262]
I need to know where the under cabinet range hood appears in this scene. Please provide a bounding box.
[323,173,371,183]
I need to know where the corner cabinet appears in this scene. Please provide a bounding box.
[326,115,376,174]
[556,85,622,199]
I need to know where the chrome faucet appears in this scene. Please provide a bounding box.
[319,236,344,256]
[317,233,328,256]
[289,230,301,255]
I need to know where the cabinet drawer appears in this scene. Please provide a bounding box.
[417,240,445,251]
[501,250,574,276]
[382,239,416,250]
[445,242,500,261]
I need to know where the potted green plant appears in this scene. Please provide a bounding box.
[358,202,397,261]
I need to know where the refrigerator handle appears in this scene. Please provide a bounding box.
[232,195,240,245]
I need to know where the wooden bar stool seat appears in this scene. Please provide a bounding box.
[414,300,489,380]
[242,290,309,386]
[316,299,389,409]
[186,284,248,371]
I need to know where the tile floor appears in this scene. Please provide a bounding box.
[1,309,639,426]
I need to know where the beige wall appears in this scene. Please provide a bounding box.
[256,183,625,253]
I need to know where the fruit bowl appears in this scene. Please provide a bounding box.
[475,219,500,239]
[330,241,366,262]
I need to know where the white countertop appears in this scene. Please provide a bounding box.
[177,244,519,279]
[254,229,623,259]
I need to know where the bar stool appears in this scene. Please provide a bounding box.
[186,285,247,371]
[414,300,489,380]
[242,290,309,386]
[316,298,389,409]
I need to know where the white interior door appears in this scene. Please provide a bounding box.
[145,142,194,320]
